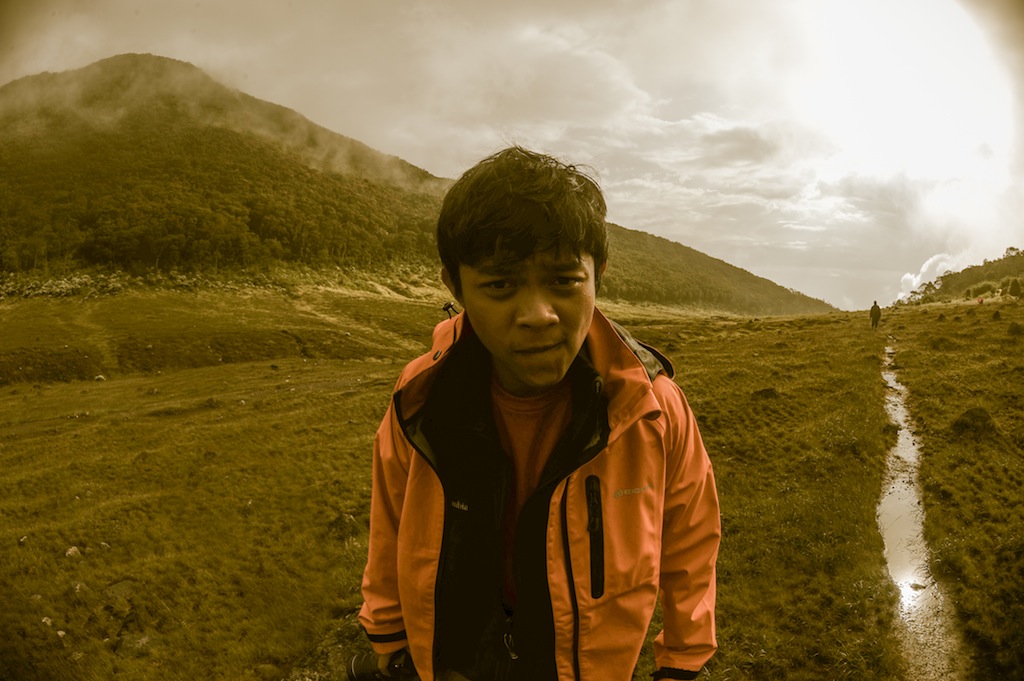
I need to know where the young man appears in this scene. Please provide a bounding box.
[358,146,720,681]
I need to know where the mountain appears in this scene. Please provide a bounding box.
[0,53,447,192]
[903,247,1024,304]
[0,53,833,315]
[600,224,833,314]
[0,53,445,273]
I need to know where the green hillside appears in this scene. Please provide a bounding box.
[0,53,833,315]
[0,54,443,274]
[903,247,1024,304]
[601,224,832,315]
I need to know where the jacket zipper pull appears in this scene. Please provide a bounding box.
[503,632,519,660]
[503,616,519,660]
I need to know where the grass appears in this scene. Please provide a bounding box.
[0,287,440,680]
[883,299,1024,680]
[0,359,400,680]
[610,308,901,680]
[1,287,1014,680]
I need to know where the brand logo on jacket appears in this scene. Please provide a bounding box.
[614,484,652,499]
[450,500,469,511]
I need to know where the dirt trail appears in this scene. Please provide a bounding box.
[878,347,970,680]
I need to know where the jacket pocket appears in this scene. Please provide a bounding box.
[585,475,604,599]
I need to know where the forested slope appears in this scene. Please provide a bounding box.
[903,248,1024,304]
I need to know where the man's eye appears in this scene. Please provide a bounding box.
[484,279,513,290]
[553,276,582,287]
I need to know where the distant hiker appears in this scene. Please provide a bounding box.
[870,301,882,330]
[355,146,720,681]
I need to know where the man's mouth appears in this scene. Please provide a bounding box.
[514,341,563,355]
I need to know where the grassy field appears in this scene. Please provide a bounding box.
[884,298,1024,680]
[0,285,1018,680]
[619,308,900,680]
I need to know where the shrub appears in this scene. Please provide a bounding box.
[950,406,1000,440]
[929,336,960,351]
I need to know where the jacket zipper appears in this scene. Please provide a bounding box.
[585,475,604,599]
[397,359,611,680]
[394,392,449,676]
[560,480,581,681]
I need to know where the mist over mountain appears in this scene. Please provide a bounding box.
[0,53,834,315]
[1,53,447,191]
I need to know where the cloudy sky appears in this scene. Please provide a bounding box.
[4,0,1024,310]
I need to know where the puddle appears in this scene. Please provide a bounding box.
[878,347,968,679]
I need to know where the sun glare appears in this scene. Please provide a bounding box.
[791,0,1014,187]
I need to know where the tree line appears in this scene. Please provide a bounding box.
[906,248,1024,304]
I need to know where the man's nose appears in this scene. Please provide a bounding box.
[515,288,558,327]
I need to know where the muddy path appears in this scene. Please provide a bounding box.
[878,347,970,680]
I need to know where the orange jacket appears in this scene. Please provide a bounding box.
[359,309,720,680]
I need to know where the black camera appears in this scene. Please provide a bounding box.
[346,648,418,681]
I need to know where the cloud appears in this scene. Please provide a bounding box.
[899,253,963,300]
[698,126,779,166]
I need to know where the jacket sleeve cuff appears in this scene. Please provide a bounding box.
[652,668,701,680]
[364,628,408,655]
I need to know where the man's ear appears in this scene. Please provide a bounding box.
[441,267,460,301]
[595,260,608,292]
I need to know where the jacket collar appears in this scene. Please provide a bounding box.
[395,307,672,439]
[588,310,671,443]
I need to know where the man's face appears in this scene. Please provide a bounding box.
[444,251,600,396]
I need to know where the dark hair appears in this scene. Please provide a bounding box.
[436,146,608,295]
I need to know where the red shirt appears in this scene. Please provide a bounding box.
[491,377,572,605]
